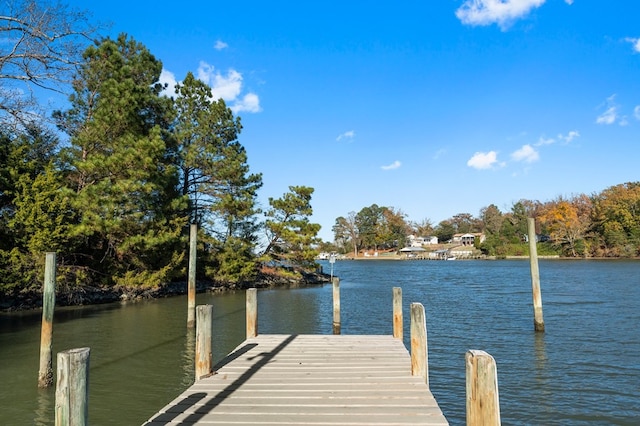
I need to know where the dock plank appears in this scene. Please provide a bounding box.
[144,334,449,425]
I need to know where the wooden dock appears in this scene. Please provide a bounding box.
[144,334,449,425]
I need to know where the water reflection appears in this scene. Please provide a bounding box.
[181,329,195,388]
[34,388,52,426]
[2,260,640,425]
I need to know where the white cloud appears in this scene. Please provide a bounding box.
[231,93,261,113]
[467,151,500,170]
[564,0,573,4]
[634,106,640,121]
[511,144,539,163]
[381,160,402,171]
[433,148,447,160]
[455,0,546,29]
[596,107,618,124]
[214,40,229,51]
[535,136,555,146]
[596,95,619,125]
[336,130,355,142]
[558,130,580,143]
[159,69,178,98]
[197,64,243,101]
[625,37,640,53]
[162,62,261,114]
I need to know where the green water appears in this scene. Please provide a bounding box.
[2,259,639,425]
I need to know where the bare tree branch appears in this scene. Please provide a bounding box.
[0,0,101,129]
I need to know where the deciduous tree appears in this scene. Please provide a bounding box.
[591,182,640,256]
[539,195,592,257]
[0,0,98,127]
[332,212,359,257]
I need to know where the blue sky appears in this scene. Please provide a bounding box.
[65,0,640,241]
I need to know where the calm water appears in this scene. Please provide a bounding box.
[1,259,639,425]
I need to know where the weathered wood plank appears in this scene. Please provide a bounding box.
[144,334,449,425]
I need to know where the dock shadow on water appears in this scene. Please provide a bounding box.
[148,337,295,424]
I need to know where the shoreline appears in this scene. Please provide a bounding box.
[0,269,331,313]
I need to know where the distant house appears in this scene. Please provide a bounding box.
[407,235,438,247]
[452,233,485,246]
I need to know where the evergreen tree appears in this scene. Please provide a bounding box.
[55,34,186,287]
[171,72,262,283]
[0,125,68,293]
[172,72,262,237]
[262,186,321,268]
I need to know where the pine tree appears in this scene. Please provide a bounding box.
[172,72,262,284]
[55,34,187,287]
[262,186,321,268]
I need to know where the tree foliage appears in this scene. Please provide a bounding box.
[332,182,640,259]
[333,212,359,257]
[538,195,592,257]
[0,27,322,302]
[262,186,321,267]
[54,34,186,286]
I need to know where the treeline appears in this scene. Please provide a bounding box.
[0,6,321,300]
[330,183,640,258]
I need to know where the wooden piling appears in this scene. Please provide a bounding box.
[410,302,428,385]
[195,305,214,380]
[527,217,545,332]
[38,252,56,388]
[466,349,501,426]
[55,347,90,426]
[332,277,341,335]
[393,287,403,340]
[246,288,258,339]
[187,224,197,329]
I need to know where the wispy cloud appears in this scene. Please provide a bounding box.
[511,144,539,163]
[558,130,580,143]
[624,37,640,53]
[535,136,555,146]
[214,40,229,51]
[455,0,546,29]
[467,151,501,170]
[596,94,620,125]
[381,160,402,171]
[564,0,573,4]
[634,106,640,121]
[336,130,355,142]
[433,148,447,160]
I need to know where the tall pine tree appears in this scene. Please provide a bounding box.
[172,72,262,284]
[55,34,186,287]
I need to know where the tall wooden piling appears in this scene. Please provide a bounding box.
[38,252,56,388]
[410,302,428,385]
[527,217,545,332]
[195,305,213,380]
[55,347,90,426]
[393,287,403,340]
[187,224,197,328]
[246,288,258,339]
[466,350,501,426]
[332,277,341,335]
